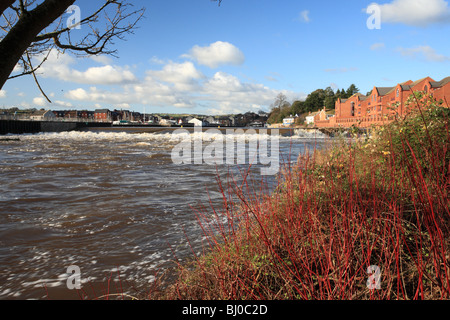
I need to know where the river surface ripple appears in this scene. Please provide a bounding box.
[0,129,330,299]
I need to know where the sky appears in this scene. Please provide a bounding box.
[1,0,450,115]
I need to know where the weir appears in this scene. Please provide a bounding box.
[80,125,338,137]
[1,119,345,137]
[0,120,112,135]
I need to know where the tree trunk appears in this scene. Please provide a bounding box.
[0,0,75,90]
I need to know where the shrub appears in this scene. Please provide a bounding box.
[162,97,450,300]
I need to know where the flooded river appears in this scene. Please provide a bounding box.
[0,128,329,299]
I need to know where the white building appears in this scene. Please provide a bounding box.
[188,118,206,127]
[305,113,316,125]
[30,110,56,121]
[282,115,297,126]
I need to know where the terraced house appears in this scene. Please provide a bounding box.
[316,76,450,128]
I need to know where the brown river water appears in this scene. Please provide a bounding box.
[0,128,330,299]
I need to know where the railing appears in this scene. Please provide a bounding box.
[335,115,396,124]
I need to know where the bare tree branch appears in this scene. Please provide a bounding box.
[50,2,145,57]
[34,0,113,42]
[26,50,52,103]
[0,0,145,91]
[7,48,50,80]
[0,0,15,17]
[0,0,221,93]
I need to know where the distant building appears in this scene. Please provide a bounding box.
[94,109,112,122]
[305,112,319,125]
[53,110,66,118]
[30,110,56,121]
[77,110,95,120]
[218,116,233,127]
[323,76,450,128]
[188,118,206,127]
[204,116,217,125]
[159,118,172,126]
[282,115,297,127]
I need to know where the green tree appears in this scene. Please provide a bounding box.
[346,84,359,97]
[267,109,280,124]
[290,100,306,115]
[303,89,326,113]
[335,89,345,99]
[324,87,336,110]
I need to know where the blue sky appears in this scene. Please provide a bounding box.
[1,0,450,115]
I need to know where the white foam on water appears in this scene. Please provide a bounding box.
[15,129,330,143]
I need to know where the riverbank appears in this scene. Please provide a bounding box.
[155,98,450,300]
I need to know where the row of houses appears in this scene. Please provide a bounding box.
[94,110,268,127]
[159,112,268,127]
[1,107,269,127]
[315,76,450,128]
[280,110,334,127]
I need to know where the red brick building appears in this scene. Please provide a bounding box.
[94,109,112,122]
[317,76,450,128]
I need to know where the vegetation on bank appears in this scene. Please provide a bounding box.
[267,84,359,125]
[152,92,450,300]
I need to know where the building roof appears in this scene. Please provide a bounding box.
[410,77,433,87]
[430,76,450,88]
[32,110,47,116]
[375,87,395,96]
[350,93,367,100]
[401,85,412,91]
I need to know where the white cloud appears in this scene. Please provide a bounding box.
[370,42,386,51]
[298,10,311,23]
[150,56,166,65]
[54,100,74,108]
[37,50,137,85]
[265,76,278,82]
[324,67,358,74]
[0,90,6,98]
[202,72,301,110]
[205,72,244,93]
[65,64,301,113]
[146,61,204,91]
[35,48,299,114]
[367,0,450,26]
[207,102,250,116]
[115,103,131,110]
[183,41,245,68]
[33,96,48,107]
[90,55,113,65]
[265,72,281,82]
[397,45,450,62]
[75,65,136,85]
[66,88,90,101]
